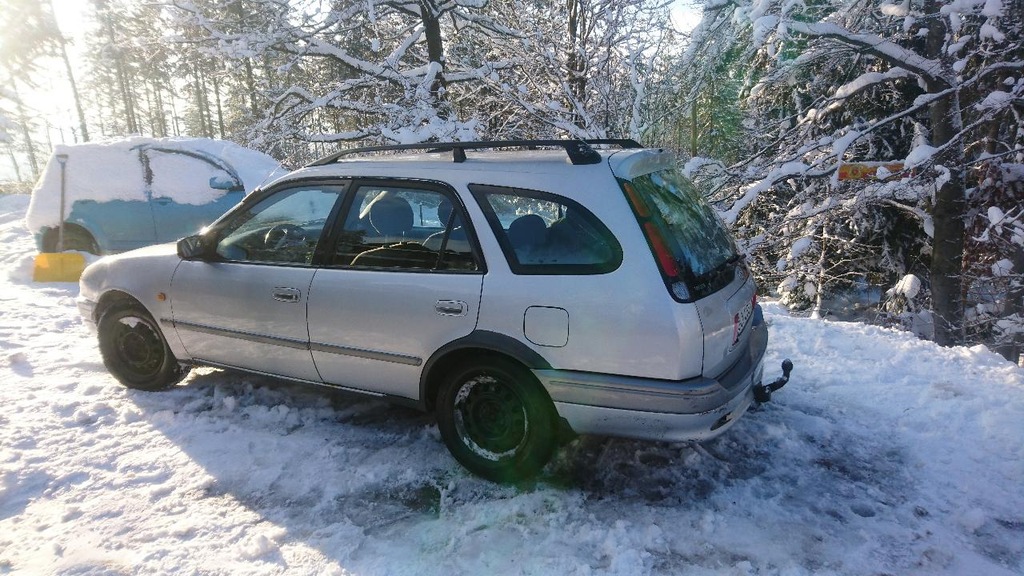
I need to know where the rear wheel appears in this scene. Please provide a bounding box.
[44,225,99,254]
[98,305,188,390]
[436,358,557,482]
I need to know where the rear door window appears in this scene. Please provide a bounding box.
[470,184,621,275]
[327,183,481,272]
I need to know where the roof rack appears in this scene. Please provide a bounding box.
[305,139,644,167]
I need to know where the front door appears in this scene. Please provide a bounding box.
[307,182,484,399]
[170,184,345,382]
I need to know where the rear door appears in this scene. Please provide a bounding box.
[170,184,345,381]
[68,199,156,252]
[306,181,484,399]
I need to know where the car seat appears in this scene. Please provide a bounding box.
[423,198,470,253]
[351,194,436,268]
[507,214,547,262]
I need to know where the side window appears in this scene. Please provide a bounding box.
[213,186,343,265]
[329,184,479,272]
[147,150,239,200]
[470,184,621,275]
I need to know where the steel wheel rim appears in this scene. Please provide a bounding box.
[113,316,164,377]
[453,375,529,461]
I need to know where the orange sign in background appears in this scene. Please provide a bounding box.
[837,162,905,181]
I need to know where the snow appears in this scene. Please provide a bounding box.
[977,90,1013,110]
[982,0,1004,16]
[789,236,813,260]
[1,194,1023,575]
[892,273,923,299]
[24,137,285,231]
[991,258,1014,276]
[832,69,910,100]
[879,1,910,16]
[904,144,939,167]
[723,161,808,224]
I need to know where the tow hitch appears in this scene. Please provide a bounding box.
[754,359,793,403]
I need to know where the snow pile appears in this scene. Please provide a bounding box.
[891,273,923,298]
[0,195,1022,575]
[25,137,286,231]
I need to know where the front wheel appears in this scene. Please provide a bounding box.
[98,305,188,391]
[436,358,557,482]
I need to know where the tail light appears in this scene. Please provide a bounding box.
[623,181,691,300]
[643,222,679,278]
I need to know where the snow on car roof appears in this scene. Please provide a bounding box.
[25,137,285,231]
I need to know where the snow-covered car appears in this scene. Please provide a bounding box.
[77,140,789,481]
[26,137,285,254]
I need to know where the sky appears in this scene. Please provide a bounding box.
[0,0,90,182]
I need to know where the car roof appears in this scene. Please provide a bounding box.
[272,147,676,187]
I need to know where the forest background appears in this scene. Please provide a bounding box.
[0,0,1021,360]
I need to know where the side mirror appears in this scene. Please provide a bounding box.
[177,235,207,260]
[209,176,244,192]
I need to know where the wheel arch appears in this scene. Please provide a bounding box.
[41,222,103,254]
[94,290,150,325]
[419,330,552,412]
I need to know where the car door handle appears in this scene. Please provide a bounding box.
[435,300,467,316]
[272,287,302,303]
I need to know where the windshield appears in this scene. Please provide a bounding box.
[626,169,738,280]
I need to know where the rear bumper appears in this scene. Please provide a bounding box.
[534,311,768,442]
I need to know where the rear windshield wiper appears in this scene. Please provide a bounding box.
[693,252,742,285]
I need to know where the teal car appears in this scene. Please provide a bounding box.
[27,138,284,254]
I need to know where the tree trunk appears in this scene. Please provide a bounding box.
[6,143,23,181]
[924,0,966,346]
[811,226,828,319]
[103,10,137,134]
[566,0,588,128]
[10,82,39,177]
[194,66,211,137]
[690,102,697,157]
[213,76,225,139]
[419,0,447,103]
[153,83,167,137]
[53,20,89,141]
[244,59,259,117]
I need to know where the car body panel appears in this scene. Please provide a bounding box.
[307,268,484,398]
[77,243,184,357]
[66,198,157,253]
[169,261,320,382]
[288,154,708,381]
[151,191,245,244]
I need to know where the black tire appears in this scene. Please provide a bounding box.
[98,305,188,391]
[436,358,557,482]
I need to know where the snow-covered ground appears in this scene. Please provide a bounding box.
[1,192,1022,576]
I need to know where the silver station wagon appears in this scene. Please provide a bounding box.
[78,140,790,481]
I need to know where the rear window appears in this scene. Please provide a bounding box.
[469,184,621,275]
[622,169,739,297]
